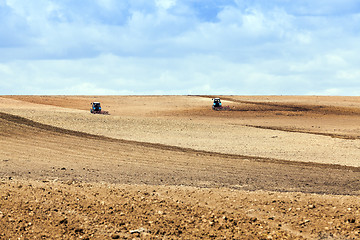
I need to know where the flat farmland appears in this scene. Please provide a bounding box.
[0,95,359,239]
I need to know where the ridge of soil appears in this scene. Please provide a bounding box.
[1,111,358,173]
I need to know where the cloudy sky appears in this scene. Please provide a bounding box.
[1,0,360,95]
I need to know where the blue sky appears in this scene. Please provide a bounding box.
[1,0,360,95]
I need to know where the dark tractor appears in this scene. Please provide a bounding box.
[212,98,222,110]
[90,102,109,114]
[212,98,230,111]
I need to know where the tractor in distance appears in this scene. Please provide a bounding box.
[90,102,109,115]
[212,98,222,110]
[212,98,230,111]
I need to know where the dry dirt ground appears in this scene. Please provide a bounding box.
[0,95,359,239]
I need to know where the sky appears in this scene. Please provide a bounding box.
[1,0,360,95]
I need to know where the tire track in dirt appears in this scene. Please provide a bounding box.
[245,124,360,140]
[204,95,314,112]
[196,95,360,140]
[198,95,360,114]
[1,111,359,173]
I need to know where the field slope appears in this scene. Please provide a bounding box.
[0,95,359,239]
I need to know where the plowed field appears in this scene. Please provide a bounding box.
[0,95,359,239]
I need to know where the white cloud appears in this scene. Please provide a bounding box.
[0,0,360,95]
[155,0,176,10]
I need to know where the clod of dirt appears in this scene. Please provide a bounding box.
[111,234,120,239]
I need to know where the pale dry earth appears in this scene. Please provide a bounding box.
[1,95,360,166]
[0,95,359,239]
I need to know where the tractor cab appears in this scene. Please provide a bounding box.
[90,102,109,114]
[212,98,222,108]
[212,97,230,111]
[91,102,101,112]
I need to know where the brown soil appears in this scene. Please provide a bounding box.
[0,95,359,239]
